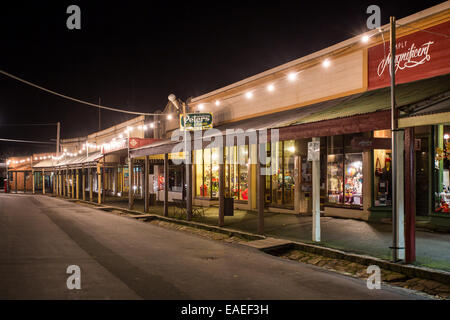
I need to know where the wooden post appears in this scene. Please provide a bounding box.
[186,153,193,221]
[97,165,102,204]
[15,171,17,193]
[144,156,149,213]
[128,158,134,210]
[164,153,169,217]
[23,172,26,193]
[76,169,79,200]
[65,169,69,197]
[89,168,93,202]
[405,127,416,263]
[257,137,264,234]
[218,147,225,226]
[42,170,46,195]
[82,168,86,201]
[71,170,75,198]
[57,171,60,196]
[32,170,35,194]
[312,137,321,242]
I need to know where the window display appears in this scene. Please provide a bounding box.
[265,140,295,208]
[434,125,450,213]
[225,145,248,201]
[195,146,248,201]
[373,149,392,206]
[326,135,364,207]
[327,154,343,204]
[344,153,363,205]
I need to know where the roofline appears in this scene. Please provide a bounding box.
[191,2,450,103]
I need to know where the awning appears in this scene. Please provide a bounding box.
[32,159,57,170]
[32,151,103,170]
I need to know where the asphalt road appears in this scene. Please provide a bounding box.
[0,194,428,300]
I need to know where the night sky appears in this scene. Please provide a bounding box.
[0,0,444,157]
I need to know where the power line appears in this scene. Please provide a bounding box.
[396,22,450,38]
[0,138,55,145]
[0,70,161,116]
[0,123,57,127]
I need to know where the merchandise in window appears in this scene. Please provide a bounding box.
[265,140,295,208]
[434,125,450,213]
[373,149,392,206]
[326,135,364,207]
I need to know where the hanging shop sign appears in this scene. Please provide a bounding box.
[180,113,213,131]
[368,20,450,90]
[307,141,320,161]
[129,138,159,149]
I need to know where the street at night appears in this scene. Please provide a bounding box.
[1,0,450,313]
[0,193,426,300]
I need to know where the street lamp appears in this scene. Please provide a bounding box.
[168,93,192,219]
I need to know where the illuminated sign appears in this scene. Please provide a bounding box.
[180,113,213,131]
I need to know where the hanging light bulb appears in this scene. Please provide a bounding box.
[287,72,297,81]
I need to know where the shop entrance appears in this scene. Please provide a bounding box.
[415,134,430,216]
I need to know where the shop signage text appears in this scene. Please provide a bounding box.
[368,21,450,90]
[180,113,213,131]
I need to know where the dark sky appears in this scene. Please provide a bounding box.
[0,0,444,156]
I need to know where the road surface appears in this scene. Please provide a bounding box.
[0,193,428,299]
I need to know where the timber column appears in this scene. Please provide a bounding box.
[32,170,35,194]
[71,170,75,198]
[218,147,225,226]
[163,153,169,217]
[89,168,93,202]
[257,135,265,234]
[128,158,134,210]
[312,137,321,242]
[82,168,86,201]
[42,170,46,195]
[405,127,415,263]
[97,164,102,204]
[144,156,149,213]
[76,169,79,200]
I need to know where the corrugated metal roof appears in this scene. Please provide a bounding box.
[131,75,450,157]
[288,74,450,126]
[32,151,103,169]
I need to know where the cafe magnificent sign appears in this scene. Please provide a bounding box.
[180,113,213,131]
[368,20,450,90]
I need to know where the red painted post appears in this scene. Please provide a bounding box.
[404,127,416,263]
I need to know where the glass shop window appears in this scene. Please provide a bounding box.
[327,134,364,207]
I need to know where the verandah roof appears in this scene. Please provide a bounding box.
[130,74,450,158]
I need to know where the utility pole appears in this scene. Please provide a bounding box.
[98,97,101,131]
[56,122,61,155]
[390,16,405,262]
